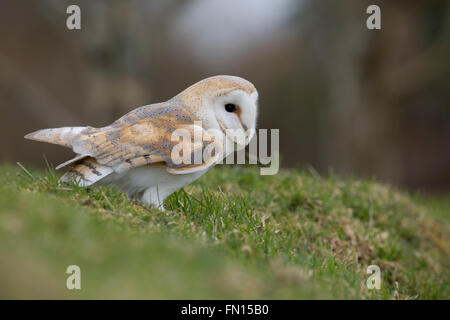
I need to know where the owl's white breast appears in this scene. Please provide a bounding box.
[99,165,207,200]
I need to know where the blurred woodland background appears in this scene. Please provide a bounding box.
[0,0,449,192]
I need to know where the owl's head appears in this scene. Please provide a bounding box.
[178,75,258,144]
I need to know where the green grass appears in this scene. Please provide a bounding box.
[0,162,448,299]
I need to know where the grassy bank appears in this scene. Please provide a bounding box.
[0,163,448,299]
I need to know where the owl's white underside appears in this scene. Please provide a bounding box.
[96,138,240,211]
[97,164,208,210]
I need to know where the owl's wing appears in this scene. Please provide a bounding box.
[67,103,223,176]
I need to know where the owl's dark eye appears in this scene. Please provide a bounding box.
[225,103,237,112]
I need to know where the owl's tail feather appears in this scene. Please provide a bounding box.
[25,127,113,186]
[24,127,87,148]
[60,157,113,187]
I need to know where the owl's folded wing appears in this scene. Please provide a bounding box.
[67,106,223,176]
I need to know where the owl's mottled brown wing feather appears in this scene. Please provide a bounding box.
[69,102,220,175]
[60,157,114,186]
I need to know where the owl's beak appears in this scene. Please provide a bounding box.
[245,128,256,145]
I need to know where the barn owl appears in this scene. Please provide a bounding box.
[25,75,259,210]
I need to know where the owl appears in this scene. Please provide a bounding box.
[25,75,259,210]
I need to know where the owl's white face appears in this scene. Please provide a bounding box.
[209,89,259,145]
